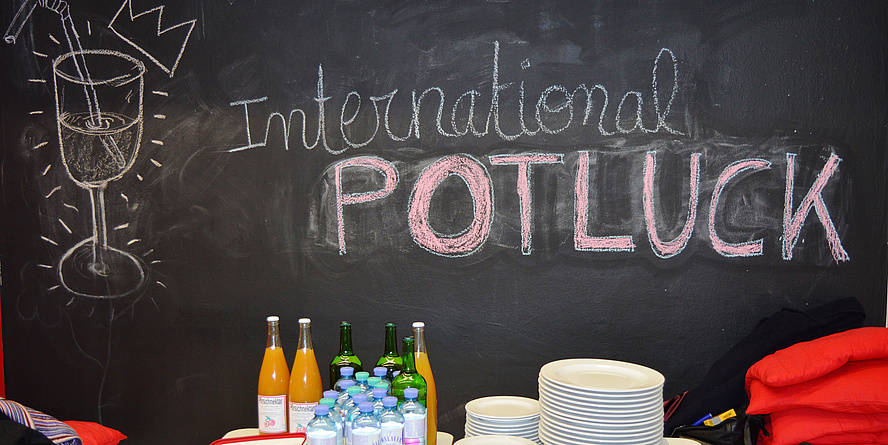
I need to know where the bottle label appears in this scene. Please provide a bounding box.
[352,429,381,445]
[381,423,404,444]
[258,395,287,433]
[289,401,317,433]
[306,430,338,445]
[403,413,426,440]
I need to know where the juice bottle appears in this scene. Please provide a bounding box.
[258,316,289,434]
[413,322,437,445]
[330,321,363,389]
[289,318,324,433]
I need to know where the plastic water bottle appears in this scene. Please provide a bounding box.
[367,377,382,393]
[400,388,426,445]
[345,393,369,444]
[379,396,404,445]
[373,367,391,392]
[340,386,363,418]
[355,371,371,394]
[371,387,388,415]
[351,401,381,445]
[318,397,344,445]
[336,381,357,412]
[306,404,339,445]
[335,366,357,392]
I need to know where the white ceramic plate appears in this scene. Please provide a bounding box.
[465,396,540,420]
[539,422,662,444]
[538,408,663,431]
[540,359,665,393]
[664,439,701,444]
[538,389,663,408]
[454,435,539,445]
[465,424,539,435]
[539,375,663,398]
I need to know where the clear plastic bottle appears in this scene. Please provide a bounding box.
[371,387,388,415]
[354,371,371,394]
[379,396,405,445]
[345,393,369,444]
[334,366,357,392]
[336,381,357,412]
[317,398,344,445]
[373,367,391,392]
[367,377,382,393]
[399,388,426,445]
[351,401,381,445]
[306,404,339,445]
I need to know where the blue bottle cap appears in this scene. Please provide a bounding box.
[314,404,330,416]
[341,380,356,390]
[404,388,419,399]
[359,401,374,413]
[373,387,387,398]
[383,396,398,408]
[340,366,354,376]
[356,371,370,381]
[374,367,388,377]
[353,394,368,404]
[324,390,339,399]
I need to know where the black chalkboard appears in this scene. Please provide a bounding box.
[1,1,886,443]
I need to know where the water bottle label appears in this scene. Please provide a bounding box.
[352,430,381,445]
[403,414,426,439]
[257,395,287,433]
[381,424,403,444]
[289,401,318,433]
[306,430,337,445]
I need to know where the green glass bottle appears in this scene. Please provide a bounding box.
[329,321,362,389]
[390,336,427,406]
[375,322,403,380]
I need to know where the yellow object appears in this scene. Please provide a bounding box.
[703,408,737,427]
[414,322,437,445]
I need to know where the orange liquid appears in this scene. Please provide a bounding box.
[258,346,289,434]
[289,347,323,401]
[415,351,437,445]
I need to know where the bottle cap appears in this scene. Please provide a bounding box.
[412,322,425,328]
[347,386,363,395]
[353,394,368,404]
[341,380,356,390]
[340,321,350,326]
[314,404,330,416]
[340,366,355,376]
[373,382,389,389]
[267,316,280,323]
[356,371,370,381]
[383,396,398,408]
[368,377,381,386]
[373,367,388,377]
[359,401,374,413]
[299,318,311,324]
[323,390,339,399]
[404,388,419,399]
[372,387,387,398]
[319,398,336,406]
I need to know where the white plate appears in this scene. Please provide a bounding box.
[539,389,663,408]
[540,395,663,416]
[538,409,663,431]
[664,439,701,444]
[465,396,540,420]
[539,422,662,444]
[540,359,665,393]
[539,375,663,398]
[466,412,539,426]
[465,425,539,435]
[454,435,539,445]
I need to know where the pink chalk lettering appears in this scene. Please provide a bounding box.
[408,155,493,257]
[783,153,849,262]
[489,153,564,255]
[574,151,635,252]
[335,156,399,255]
[709,159,771,257]
[643,151,701,258]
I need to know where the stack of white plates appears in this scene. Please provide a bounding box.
[538,359,665,445]
[464,396,541,443]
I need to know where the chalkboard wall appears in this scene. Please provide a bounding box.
[1,1,886,443]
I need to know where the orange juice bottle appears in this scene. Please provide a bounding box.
[258,316,289,434]
[288,318,324,433]
[413,322,437,445]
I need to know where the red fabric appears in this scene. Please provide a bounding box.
[65,421,126,445]
[747,357,888,414]
[746,327,888,389]
[745,327,888,445]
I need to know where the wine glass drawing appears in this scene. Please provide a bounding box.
[54,49,148,298]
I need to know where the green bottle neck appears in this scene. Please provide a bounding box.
[383,323,399,357]
[339,323,354,355]
[401,337,417,373]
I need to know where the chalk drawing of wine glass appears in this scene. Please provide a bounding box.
[54,49,148,299]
